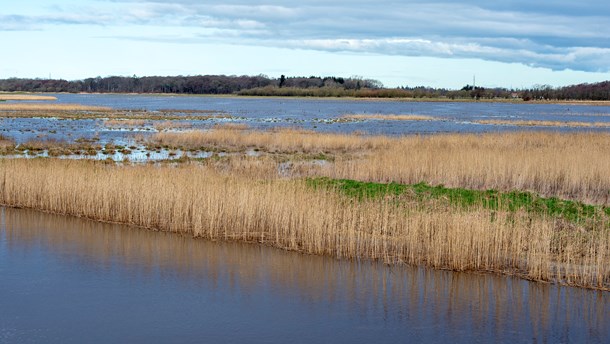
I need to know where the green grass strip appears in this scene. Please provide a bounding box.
[307,177,610,224]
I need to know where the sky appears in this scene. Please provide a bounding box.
[2,0,610,89]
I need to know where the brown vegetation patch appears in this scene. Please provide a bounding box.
[534,100,610,106]
[341,114,436,121]
[153,121,194,131]
[147,127,392,154]
[326,132,610,205]
[145,130,610,205]
[104,119,148,127]
[0,103,112,111]
[157,109,228,114]
[0,108,235,121]
[14,139,102,156]
[0,134,16,155]
[0,94,57,101]
[477,119,610,128]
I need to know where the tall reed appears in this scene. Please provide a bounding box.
[0,134,15,155]
[150,128,392,153]
[326,132,610,205]
[147,130,610,204]
[0,159,607,289]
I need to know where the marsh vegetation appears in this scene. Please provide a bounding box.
[2,99,610,290]
[0,157,607,290]
[0,103,232,120]
[142,129,610,205]
[1,124,609,290]
[476,119,610,128]
[339,114,436,121]
[0,94,57,101]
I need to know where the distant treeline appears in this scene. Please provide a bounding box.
[520,82,610,101]
[1,74,609,100]
[238,84,513,99]
[0,75,380,95]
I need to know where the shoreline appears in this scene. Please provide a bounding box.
[2,202,607,292]
[4,91,610,105]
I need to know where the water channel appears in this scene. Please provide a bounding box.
[1,207,608,343]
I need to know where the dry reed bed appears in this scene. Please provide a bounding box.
[477,119,610,128]
[149,128,393,153]
[0,94,57,101]
[0,134,15,155]
[0,159,607,290]
[153,121,194,131]
[105,119,194,131]
[104,119,149,127]
[326,132,610,205]
[147,130,610,204]
[340,114,436,121]
[0,103,112,111]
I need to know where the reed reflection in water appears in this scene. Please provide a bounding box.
[1,207,608,343]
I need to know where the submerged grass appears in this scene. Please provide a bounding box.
[0,107,233,121]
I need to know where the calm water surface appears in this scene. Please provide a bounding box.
[1,207,608,343]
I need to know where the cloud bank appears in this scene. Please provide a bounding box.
[4,0,610,72]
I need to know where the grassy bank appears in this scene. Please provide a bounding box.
[0,158,608,290]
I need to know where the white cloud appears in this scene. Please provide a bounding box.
[3,0,610,73]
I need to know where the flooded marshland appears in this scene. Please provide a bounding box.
[1,95,609,342]
[2,94,610,163]
[1,207,608,343]
[2,94,610,146]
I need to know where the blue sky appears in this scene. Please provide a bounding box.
[2,0,609,88]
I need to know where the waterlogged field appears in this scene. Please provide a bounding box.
[1,94,609,341]
[1,94,610,147]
